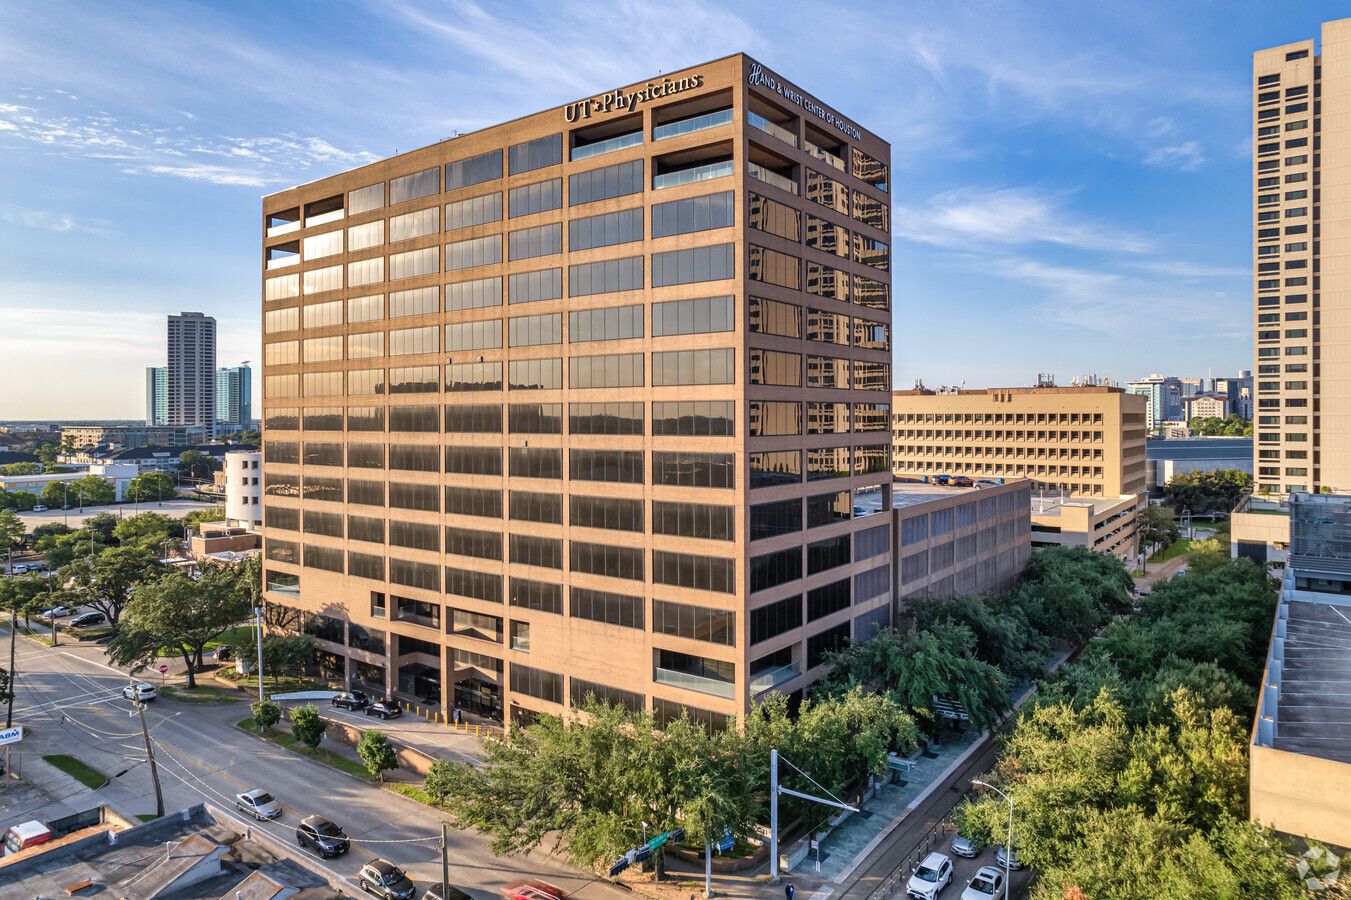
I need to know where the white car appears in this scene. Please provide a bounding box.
[235,788,282,820]
[43,605,76,619]
[906,851,953,900]
[122,683,157,702]
[961,866,1004,900]
[31,505,47,512]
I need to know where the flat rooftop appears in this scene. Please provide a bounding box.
[1147,437,1252,460]
[851,480,1024,516]
[1030,493,1135,516]
[1268,591,1351,764]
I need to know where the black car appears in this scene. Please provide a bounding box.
[69,612,106,628]
[365,700,401,720]
[332,691,370,711]
[358,859,416,899]
[296,815,349,858]
[423,884,473,900]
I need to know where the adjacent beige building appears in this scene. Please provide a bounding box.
[1252,19,1351,495]
[891,386,1148,497]
[259,54,893,729]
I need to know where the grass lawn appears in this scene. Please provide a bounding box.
[136,813,158,822]
[207,625,257,650]
[44,754,107,789]
[236,718,372,780]
[389,783,438,805]
[1149,538,1192,563]
[160,684,243,704]
[225,673,329,694]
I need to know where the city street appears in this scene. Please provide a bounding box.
[0,627,625,900]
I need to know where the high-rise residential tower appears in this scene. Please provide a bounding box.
[259,55,893,728]
[1253,19,1351,494]
[145,366,167,426]
[167,312,218,434]
[216,364,254,433]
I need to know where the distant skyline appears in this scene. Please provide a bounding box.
[0,1,1340,417]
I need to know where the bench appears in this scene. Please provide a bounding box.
[64,879,94,895]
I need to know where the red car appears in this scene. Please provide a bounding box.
[500,881,569,900]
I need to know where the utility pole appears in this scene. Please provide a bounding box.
[441,821,451,898]
[768,748,858,883]
[135,696,165,818]
[6,544,16,728]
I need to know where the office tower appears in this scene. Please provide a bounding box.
[259,55,893,728]
[1211,371,1253,419]
[145,366,167,426]
[216,364,254,433]
[1125,373,1183,430]
[167,312,218,433]
[891,385,1147,559]
[1254,19,1351,494]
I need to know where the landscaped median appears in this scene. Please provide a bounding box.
[236,716,373,781]
[43,754,107,789]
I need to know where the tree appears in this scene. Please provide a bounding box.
[0,462,41,476]
[1137,504,1179,553]
[239,633,313,679]
[50,476,115,508]
[112,512,180,552]
[357,729,398,781]
[424,759,456,805]
[816,624,1010,733]
[106,566,252,688]
[177,450,216,482]
[125,472,176,505]
[32,441,60,466]
[0,509,25,554]
[229,429,261,446]
[0,490,39,511]
[70,545,161,627]
[1163,469,1254,516]
[180,507,226,533]
[910,594,1050,682]
[1188,414,1253,438]
[289,703,325,749]
[250,699,280,733]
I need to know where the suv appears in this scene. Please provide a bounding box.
[122,683,157,702]
[296,815,349,858]
[905,852,953,900]
[332,691,370,711]
[69,612,106,628]
[365,700,401,720]
[358,859,416,899]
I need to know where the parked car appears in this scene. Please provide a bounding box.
[11,564,29,574]
[332,691,370,711]
[235,788,282,820]
[905,852,953,900]
[42,605,75,619]
[357,859,416,899]
[296,815,349,858]
[423,884,473,900]
[69,612,106,628]
[213,645,235,662]
[3,820,52,855]
[500,881,569,900]
[364,700,401,720]
[995,844,1022,870]
[30,505,47,512]
[950,475,974,487]
[950,833,982,858]
[122,682,157,702]
[961,866,1004,900]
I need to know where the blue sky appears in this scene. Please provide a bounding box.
[0,1,1340,418]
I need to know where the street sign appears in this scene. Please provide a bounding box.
[159,664,169,674]
[0,725,23,746]
[715,829,734,854]
[646,833,669,851]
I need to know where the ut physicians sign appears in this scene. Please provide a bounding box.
[564,73,706,122]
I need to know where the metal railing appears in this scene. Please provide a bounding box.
[652,159,734,190]
[748,111,798,147]
[750,662,801,694]
[571,130,643,161]
[652,666,735,699]
[653,108,733,141]
[748,162,798,195]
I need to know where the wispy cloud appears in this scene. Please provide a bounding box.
[0,100,378,186]
[1144,140,1205,171]
[0,204,112,236]
[893,187,1150,253]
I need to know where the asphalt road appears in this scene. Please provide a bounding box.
[2,630,624,900]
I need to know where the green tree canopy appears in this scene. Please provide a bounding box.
[357,729,398,782]
[0,490,40,511]
[239,633,313,678]
[126,472,176,504]
[1188,414,1253,437]
[289,703,325,749]
[0,509,26,552]
[1163,469,1253,516]
[177,450,217,481]
[112,512,181,552]
[106,565,252,688]
[70,544,161,627]
[1137,503,1180,552]
[0,462,41,476]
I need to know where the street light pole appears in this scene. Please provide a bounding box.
[973,780,1013,900]
[255,603,265,704]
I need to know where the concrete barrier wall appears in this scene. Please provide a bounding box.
[1250,742,1351,849]
[320,716,439,776]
